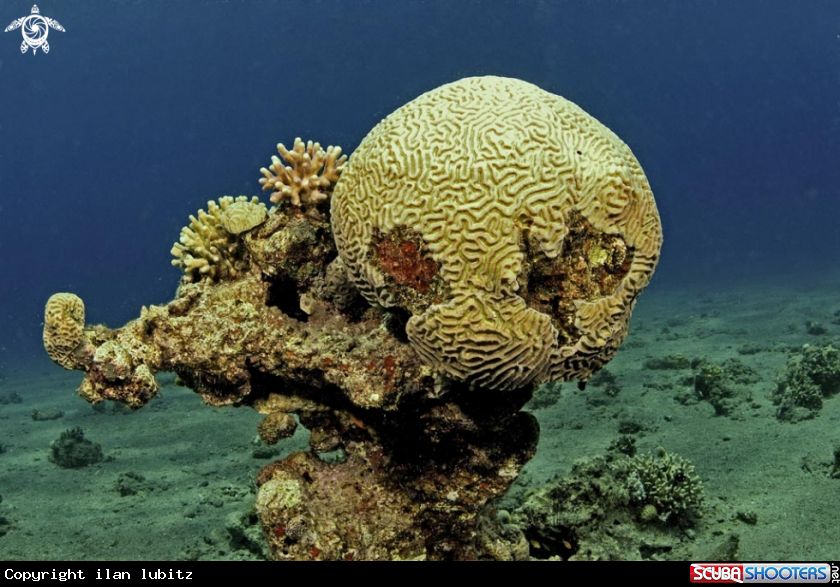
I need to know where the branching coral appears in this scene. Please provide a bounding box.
[626,447,704,524]
[171,196,264,282]
[513,450,704,560]
[259,138,346,207]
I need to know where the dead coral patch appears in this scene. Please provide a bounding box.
[520,210,631,347]
[368,226,447,316]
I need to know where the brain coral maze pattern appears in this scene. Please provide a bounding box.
[332,76,662,391]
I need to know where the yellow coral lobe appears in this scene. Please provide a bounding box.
[43,293,86,370]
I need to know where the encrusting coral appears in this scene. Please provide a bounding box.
[43,77,662,560]
[259,138,346,207]
[171,196,266,282]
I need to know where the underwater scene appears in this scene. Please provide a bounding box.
[1,0,839,561]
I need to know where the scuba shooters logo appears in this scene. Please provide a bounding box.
[691,563,837,584]
[4,5,64,54]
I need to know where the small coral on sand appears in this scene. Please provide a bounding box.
[259,138,346,207]
[775,344,840,422]
[626,447,704,524]
[514,448,703,560]
[49,427,103,469]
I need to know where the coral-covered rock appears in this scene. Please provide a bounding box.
[258,412,298,445]
[48,427,103,469]
[514,449,703,560]
[43,77,662,560]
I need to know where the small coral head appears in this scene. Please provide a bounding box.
[259,138,346,207]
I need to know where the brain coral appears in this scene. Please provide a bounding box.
[221,197,267,234]
[43,293,86,370]
[331,76,662,390]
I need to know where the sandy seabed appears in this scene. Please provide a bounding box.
[1,276,839,561]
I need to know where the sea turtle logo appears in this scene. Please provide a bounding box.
[4,5,64,55]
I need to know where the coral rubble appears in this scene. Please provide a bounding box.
[42,77,662,560]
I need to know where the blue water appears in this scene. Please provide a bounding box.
[2,0,840,561]
[2,0,839,366]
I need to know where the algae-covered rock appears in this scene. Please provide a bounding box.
[644,354,691,370]
[48,426,103,468]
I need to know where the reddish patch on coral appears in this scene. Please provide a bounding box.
[383,355,396,379]
[310,546,321,559]
[349,414,366,429]
[374,231,438,293]
[274,525,286,538]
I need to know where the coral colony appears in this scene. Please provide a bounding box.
[43,76,662,560]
